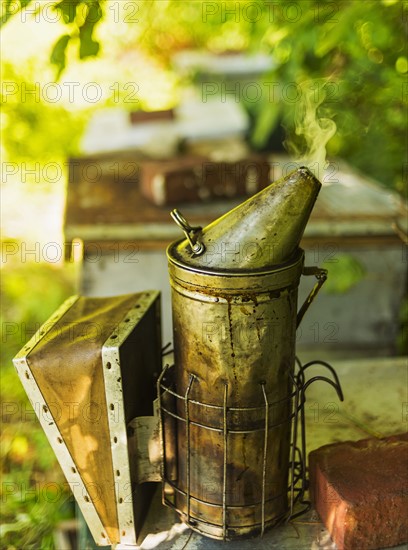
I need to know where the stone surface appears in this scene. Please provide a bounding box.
[309,433,408,550]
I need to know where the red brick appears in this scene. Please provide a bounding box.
[309,433,408,550]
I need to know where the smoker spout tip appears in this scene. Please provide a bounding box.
[297,166,323,186]
[299,165,315,176]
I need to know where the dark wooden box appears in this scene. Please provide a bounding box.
[139,154,271,206]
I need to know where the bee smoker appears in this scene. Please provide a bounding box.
[160,167,340,540]
[13,166,343,548]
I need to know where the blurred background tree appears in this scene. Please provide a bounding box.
[2,0,406,193]
[1,1,406,548]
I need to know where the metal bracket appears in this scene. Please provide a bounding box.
[296,266,328,328]
[170,209,206,256]
[287,358,344,520]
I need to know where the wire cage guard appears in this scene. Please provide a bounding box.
[157,359,343,541]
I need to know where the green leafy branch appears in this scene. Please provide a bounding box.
[51,0,103,78]
[1,0,34,26]
[1,0,104,79]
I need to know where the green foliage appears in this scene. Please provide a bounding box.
[78,2,101,59]
[1,489,74,550]
[50,34,71,79]
[1,0,34,26]
[250,0,405,194]
[54,0,80,24]
[1,64,86,168]
[1,253,76,550]
[1,250,76,410]
[3,0,404,193]
[50,0,103,77]
[322,254,366,294]
[0,0,105,78]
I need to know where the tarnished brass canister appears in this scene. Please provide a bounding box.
[164,167,323,540]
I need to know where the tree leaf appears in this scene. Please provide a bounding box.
[0,0,33,27]
[54,0,80,24]
[323,255,366,294]
[50,34,71,80]
[79,1,102,59]
[315,2,364,58]
[250,102,282,149]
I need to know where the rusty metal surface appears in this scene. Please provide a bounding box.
[162,167,332,540]
[170,167,321,269]
[164,251,306,539]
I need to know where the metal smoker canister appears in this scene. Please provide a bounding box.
[165,167,324,540]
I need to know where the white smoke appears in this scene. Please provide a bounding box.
[285,79,337,181]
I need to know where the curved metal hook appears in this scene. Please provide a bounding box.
[297,360,344,401]
[170,209,206,255]
[286,357,343,525]
[302,375,344,402]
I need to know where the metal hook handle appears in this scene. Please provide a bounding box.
[296,266,328,328]
[297,360,344,402]
[170,209,206,256]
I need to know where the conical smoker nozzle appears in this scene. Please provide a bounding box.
[170,167,321,271]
